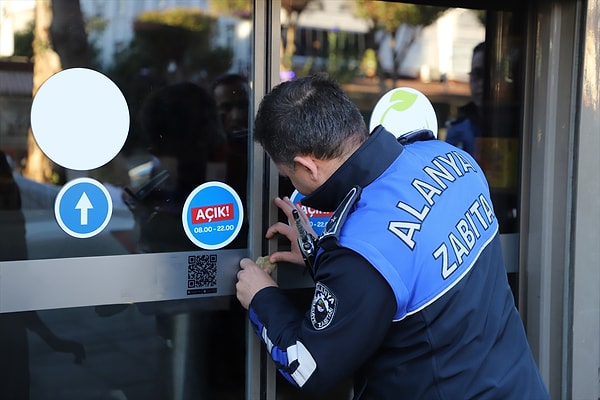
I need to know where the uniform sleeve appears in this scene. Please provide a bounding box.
[248,248,396,394]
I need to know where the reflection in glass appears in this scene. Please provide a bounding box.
[275,2,523,399]
[0,150,86,400]
[1,1,251,398]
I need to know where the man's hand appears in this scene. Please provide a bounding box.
[236,258,277,309]
[265,196,317,266]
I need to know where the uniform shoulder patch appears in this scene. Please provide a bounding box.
[310,282,337,330]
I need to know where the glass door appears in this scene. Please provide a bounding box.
[0,1,254,399]
[268,1,525,398]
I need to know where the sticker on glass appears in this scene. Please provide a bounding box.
[182,182,243,250]
[31,68,129,171]
[289,190,334,237]
[54,178,113,238]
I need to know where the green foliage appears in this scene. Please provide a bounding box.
[86,16,108,34]
[292,30,365,84]
[13,20,34,59]
[132,8,216,71]
[84,17,108,70]
[360,48,377,77]
[104,7,233,154]
[356,1,448,31]
[13,16,104,66]
[136,7,213,32]
[208,0,251,16]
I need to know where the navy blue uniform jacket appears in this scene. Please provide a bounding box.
[248,127,549,399]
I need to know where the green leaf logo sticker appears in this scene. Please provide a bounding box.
[378,89,419,125]
[369,87,438,139]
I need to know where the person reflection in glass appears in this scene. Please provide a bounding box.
[445,41,485,159]
[125,82,243,399]
[211,73,250,202]
[211,73,250,248]
[129,82,226,253]
[0,151,85,400]
[212,73,250,143]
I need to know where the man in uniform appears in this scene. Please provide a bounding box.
[235,73,549,399]
[445,41,485,158]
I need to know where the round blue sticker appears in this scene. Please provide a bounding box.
[289,190,334,236]
[54,177,113,238]
[182,181,244,250]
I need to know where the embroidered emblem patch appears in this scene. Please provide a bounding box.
[310,282,337,330]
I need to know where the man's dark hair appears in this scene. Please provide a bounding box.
[254,73,368,165]
[211,73,249,94]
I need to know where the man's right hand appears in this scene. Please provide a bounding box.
[265,196,315,267]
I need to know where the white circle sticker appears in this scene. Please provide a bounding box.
[369,87,438,139]
[31,68,129,170]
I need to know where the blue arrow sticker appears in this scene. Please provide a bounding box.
[54,178,113,238]
[181,181,244,250]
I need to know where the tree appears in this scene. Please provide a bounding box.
[105,8,232,155]
[50,0,93,69]
[356,1,448,88]
[357,1,446,31]
[23,0,92,184]
[208,0,251,17]
[281,0,313,73]
[125,7,232,85]
[13,21,34,59]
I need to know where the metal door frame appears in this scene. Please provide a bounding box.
[253,1,600,399]
[520,0,599,399]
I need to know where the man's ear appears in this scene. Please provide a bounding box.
[293,155,319,180]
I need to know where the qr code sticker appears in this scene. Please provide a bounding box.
[187,254,218,295]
